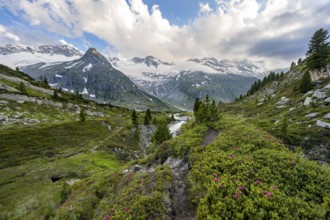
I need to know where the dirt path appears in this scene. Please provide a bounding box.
[201,128,219,146]
[165,157,195,220]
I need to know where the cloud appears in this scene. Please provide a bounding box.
[199,3,213,15]
[2,0,330,68]
[0,24,20,43]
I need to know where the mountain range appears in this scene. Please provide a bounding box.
[0,44,275,110]
[21,48,173,111]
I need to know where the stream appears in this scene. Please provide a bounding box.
[168,114,191,137]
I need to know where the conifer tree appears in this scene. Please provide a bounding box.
[19,82,27,94]
[144,109,152,125]
[152,119,171,144]
[306,28,330,70]
[210,99,219,121]
[79,108,86,122]
[193,97,201,122]
[53,90,59,100]
[299,71,312,93]
[132,109,138,127]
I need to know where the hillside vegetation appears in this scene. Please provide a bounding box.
[0,28,330,219]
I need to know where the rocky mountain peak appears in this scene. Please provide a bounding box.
[81,48,110,65]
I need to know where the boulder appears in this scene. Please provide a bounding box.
[312,89,327,99]
[305,113,318,118]
[324,113,330,119]
[324,97,330,103]
[316,120,330,128]
[276,97,290,106]
[322,83,330,91]
[304,97,312,106]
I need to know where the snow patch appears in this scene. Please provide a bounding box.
[81,88,88,94]
[83,63,93,72]
[89,94,96,98]
[55,74,63,78]
[83,77,87,83]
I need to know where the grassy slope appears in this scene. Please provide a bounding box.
[220,65,330,160]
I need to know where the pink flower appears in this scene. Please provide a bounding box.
[212,172,218,177]
[218,184,223,189]
[238,186,244,191]
[213,177,219,182]
[262,191,272,197]
[231,154,236,159]
[255,179,262,184]
[125,207,129,213]
[104,213,110,220]
[235,179,239,183]
[273,185,278,189]
[233,194,239,199]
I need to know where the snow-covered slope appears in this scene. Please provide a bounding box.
[109,56,260,109]
[0,44,83,69]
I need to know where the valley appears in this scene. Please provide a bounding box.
[0,2,330,218]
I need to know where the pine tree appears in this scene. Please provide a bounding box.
[19,82,27,94]
[132,109,138,127]
[210,99,219,121]
[306,28,330,70]
[53,90,59,100]
[171,113,175,122]
[43,77,48,85]
[299,71,312,93]
[290,62,296,70]
[193,97,201,122]
[79,108,86,122]
[144,109,152,125]
[152,120,171,144]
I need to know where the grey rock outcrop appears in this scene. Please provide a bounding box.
[316,120,330,128]
[312,89,327,99]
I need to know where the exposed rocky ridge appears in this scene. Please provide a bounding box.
[0,44,83,57]
[21,48,175,111]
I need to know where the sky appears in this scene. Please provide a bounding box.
[0,0,330,69]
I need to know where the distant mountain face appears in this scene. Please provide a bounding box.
[131,56,172,68]
[0,44,83,69]
[109,56,260,109]
[21,48,174,111]
[187,58,267,78]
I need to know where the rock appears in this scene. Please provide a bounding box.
[95,112,105,117]
[324,97,330,103]
[275,120,280,125]
[308,125,312,128]
[305,113,318,118]
[0,100,9,104]
[17,100,24,104]
[322,83,330,91]
[108,125,112,131]
[289,107,296,111]
[304,97,312,106]
[276,105,286,109]
[312,89,327,99]
[132,165,143,172]
[276,97,290,106]
[316,120,330,128]
[324,113,330,119]
[86,110,94,116]
[304,90,314,97]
